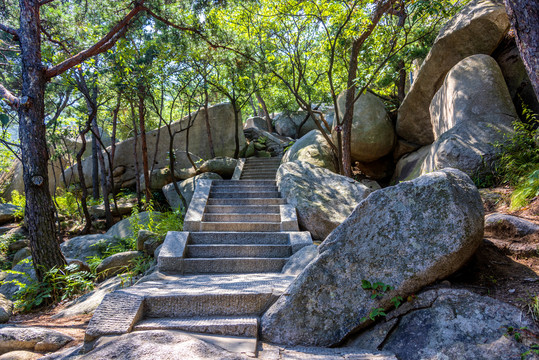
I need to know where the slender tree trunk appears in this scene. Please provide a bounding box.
[342,1,394,177]
[91,120,99,199]
[129,101,142,207]
[137,88,151,203]
[503,0,539,101]
[256,92,273,133]
[18,0,66,280]
[76,125,93,235]
[397,59,406,103]
[232,101,240,159]
[203,82,215,158]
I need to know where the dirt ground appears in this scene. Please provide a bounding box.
[6,187,539,355]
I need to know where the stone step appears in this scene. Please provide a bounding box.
[203,213,281,223]
[204,205,281,214]
[242,165,279,168]
[206,198,286,206]
[124,273,295,318]
[240,176,278,180]
[199,221,282,232]
[183,257,288,274]
[209,191,280,199]
[210,185,278,193]
[189,232,290,245]
[241,168,279,173]
[212,180,276,186]
[187,244,291,258]
[134,316,259,338]
[245,158,282,163]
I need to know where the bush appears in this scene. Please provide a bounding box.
[488,102,539,209]
[10,261,94,312]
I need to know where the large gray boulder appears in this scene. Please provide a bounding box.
[262,169,484,346]
[197,157,237,178]
[60,234,118,261]
[0,205,19,226]
[95,251,142,280]
[105,211,163,239]
[0,327,73,354]
[244,116,269,131]
[394,55,516,182]
[0,157,67,202]
[348,288,537,360]
[162,172,222,211]
[274,110,331,139]
[0,261,36,300]
[0,294,12,323]
[282,130,337,173]
[397,0,510,145]
[335,91,395,162]
[485,213,539,237]
[277,161,373,241]
[62,103,243,190]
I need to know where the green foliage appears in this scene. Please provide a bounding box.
[360,280,404,323]
[361,279,394,299]
[10,262,94,312]
[9,190,25,220]
[511,170,539,210]
[283,141,295,153]
[489,104,539,208]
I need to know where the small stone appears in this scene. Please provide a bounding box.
[508,289,516,294]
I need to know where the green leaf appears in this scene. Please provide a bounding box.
[0,114,9,126]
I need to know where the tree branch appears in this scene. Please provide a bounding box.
[0,84,19,108]
[41,27,71,54]
[40,0,58,5]
[45,2,145,78]
[0,23,19,41]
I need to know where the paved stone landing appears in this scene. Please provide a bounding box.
[85,156,313,356]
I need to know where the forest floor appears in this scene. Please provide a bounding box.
[4,188,539,355]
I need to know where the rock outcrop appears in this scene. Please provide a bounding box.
[262,169,484,346]
[62,103,243,190]
[0,327,73,354]
[197,157,237,178]
[485,213,539,237]
[396,0,510,145]
[277,161,373,240]
[0,205,19,226]
[282,130,337,173]
[162,173,222,211]
[335,91,395,162]
[394,55,516,182]
[348,288,537,360]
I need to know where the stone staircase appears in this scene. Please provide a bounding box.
[85,156,312,355]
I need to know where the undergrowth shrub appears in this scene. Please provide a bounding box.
[4,260,94,312]
[486,102,539,209]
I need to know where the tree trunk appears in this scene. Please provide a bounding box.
[18,0,66,280]
[91,120,99,199]
[503,0,539,101]
[203,83,216,158]
[76,124,93,235]
[137,88,151,204]
[256,92,273,132]
[129,101,142,207]
[397,59,406,103]
[232,101,240,159]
